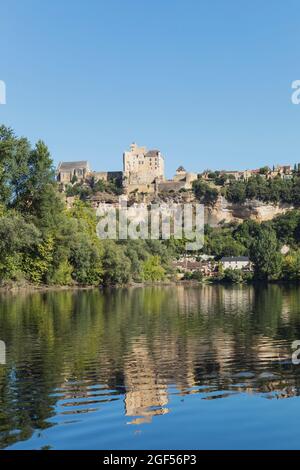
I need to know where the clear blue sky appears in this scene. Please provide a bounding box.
[1,0,300,177]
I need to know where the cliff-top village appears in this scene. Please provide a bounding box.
[56,141,296,198]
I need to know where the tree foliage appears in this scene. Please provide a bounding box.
[0,126,170,287]
[192,180,218,205]
[225,175,296,204]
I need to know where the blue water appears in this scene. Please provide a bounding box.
[1,285,300,449]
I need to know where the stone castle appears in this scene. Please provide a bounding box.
[56,142,198,194]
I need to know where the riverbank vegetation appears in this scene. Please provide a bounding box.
[2,125,300,287]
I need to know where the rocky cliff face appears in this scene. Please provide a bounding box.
[149,193,295,225]
[83,190,295,226]
[205,196,294,226]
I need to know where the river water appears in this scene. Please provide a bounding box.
[1,285,300,449]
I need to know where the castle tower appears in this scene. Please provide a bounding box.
[123,142,165,185]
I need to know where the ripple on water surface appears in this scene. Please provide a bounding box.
[1,285,300,449]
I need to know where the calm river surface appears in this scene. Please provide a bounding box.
[1,285,300,449]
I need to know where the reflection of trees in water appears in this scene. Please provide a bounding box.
[1,285,300,447]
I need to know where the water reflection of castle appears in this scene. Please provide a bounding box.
[124,339,169,424]
[56,285,300,425]
[119,286,300,423]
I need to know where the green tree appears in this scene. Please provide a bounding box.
[259,166,270,175]
[101,241,131,285]
[250,227,282,280]
[0,126,31,207]
[0,212,40,282]
[67,201,104,285]
[192,180,218,204]
[222,268,244,283]
[15,140,55,210]
[281,250,300,280]
[70,233,103,285]
[23,236,54,284]
[225,180,246,203]
[142,255,165,281]
[50,259,73,285]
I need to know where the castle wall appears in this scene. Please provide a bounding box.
[89,171,123,183]
[91,171,109,182]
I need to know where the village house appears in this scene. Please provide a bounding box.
[220,256,252,271]
[278,165,292,174]
[266,165,293,180]
[172,256,218,278]
[199,164,296,183]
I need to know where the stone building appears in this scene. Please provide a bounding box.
[157,166,198,193]
[123,143,165,193]
[173,166,198,187]
[56,161,90,184]
[220,256,252,271]
[57,161,122,190]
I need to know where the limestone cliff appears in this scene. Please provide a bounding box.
[84,190,295,226]
[205,196,294,226]
[147,193,295,226]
